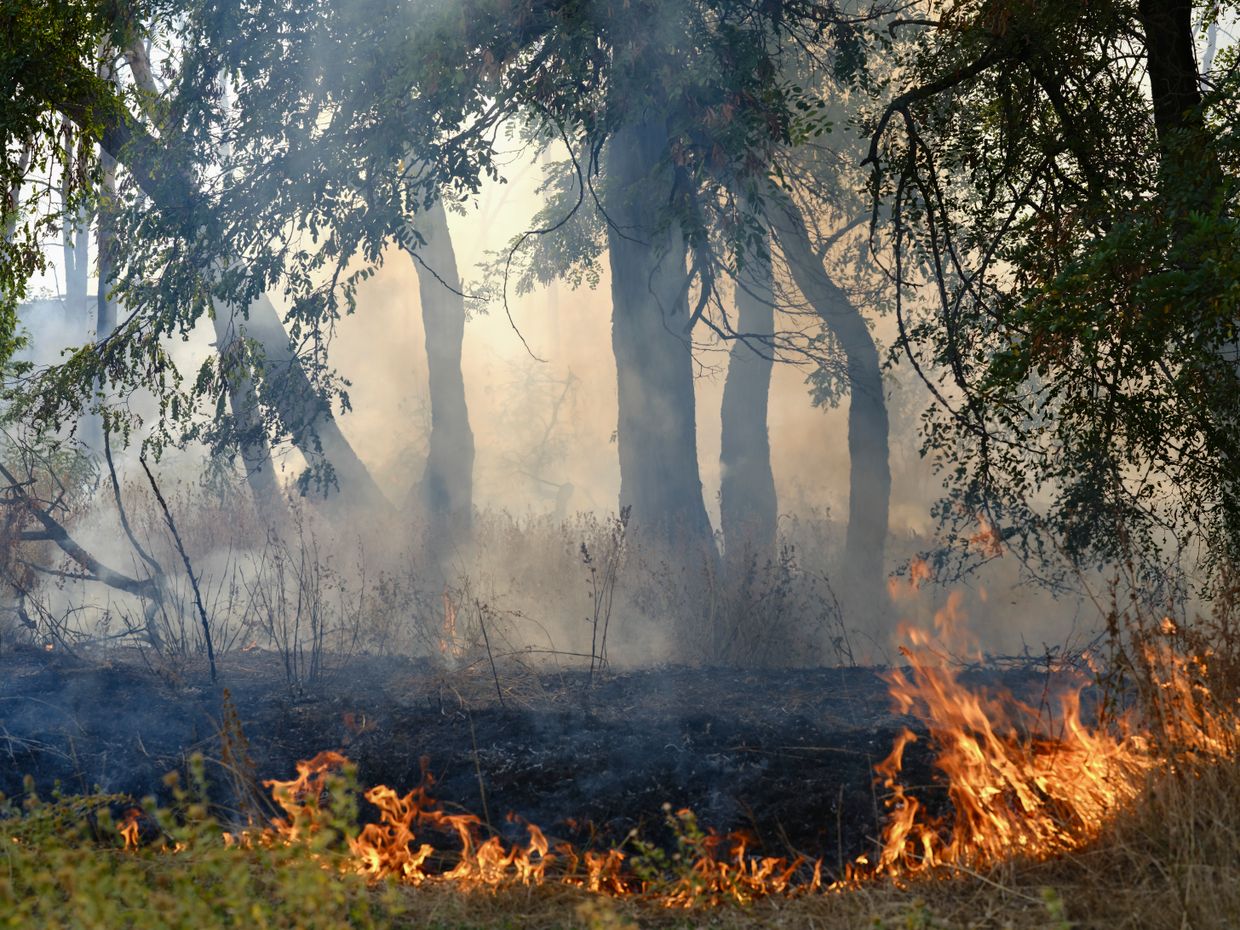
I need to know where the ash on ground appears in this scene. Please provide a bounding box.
[0,647,1078,871]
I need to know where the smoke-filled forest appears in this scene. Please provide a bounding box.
[1,1,1239,927]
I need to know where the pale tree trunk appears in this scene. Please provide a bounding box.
[773,204,890,622]
[605,117,715,553]
[60,121,91,317]
[3,148,30,241]
[719,232,778,562]
[59,120,90,318]
[210,304,288,526]
[61,196,90,318]
[402,198,474,537]
[79,154,119,454]
[231,294,387,514]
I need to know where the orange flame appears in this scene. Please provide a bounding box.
[865,614,1237,878]
[118,810,141,850]
[111,608,1239,904]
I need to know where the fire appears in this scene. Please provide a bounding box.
[118,810,141,850]
[865,603,1239,878]
[111,599,1240,904]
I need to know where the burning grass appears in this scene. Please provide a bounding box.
[5,598,1240,929]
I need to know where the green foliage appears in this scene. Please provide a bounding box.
[0,755,402,930]
[868,0,1240,584]
[0,0,114,364]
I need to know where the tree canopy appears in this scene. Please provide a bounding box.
[864,0,1240,586]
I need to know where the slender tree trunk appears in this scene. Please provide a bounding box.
[61,167,90,318]
[79,154,119,454]
[95,156,118,341]
[604,117,715,553]
[773,204,890,615]
[403,198,474,537]
[60,119,91,317]
[719,232,778,562]
[3,148,30,241]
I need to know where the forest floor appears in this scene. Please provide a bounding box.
[0,644,1075,867]
[4,644,1231,929]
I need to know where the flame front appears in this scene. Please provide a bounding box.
[865,590,1238,878]
[114,607,1240,904]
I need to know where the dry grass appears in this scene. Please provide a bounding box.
[367,755,1240,930]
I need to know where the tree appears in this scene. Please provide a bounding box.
[112,27,382,516]
[402,198,475,538]
[605,115,716,552]
[3,0,893,606]
[719,228,778,561]
[773,199,890,606]
[864,0,1239,586]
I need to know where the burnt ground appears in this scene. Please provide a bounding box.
[0,645,1081,873]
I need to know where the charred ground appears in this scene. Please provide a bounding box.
[0,647,1079,873]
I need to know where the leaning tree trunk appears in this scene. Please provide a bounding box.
[605,117,715,554]
[773,204,890,614]
[115,48,299,525]
[719,231,778,563]
[402,198,475,538]
[234,294,387,514]
[210,302,289,526]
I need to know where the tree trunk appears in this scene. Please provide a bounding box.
[604,117,715,553]
[79,154,119,454]
[62,212,90,317]
[719,231,778,562]
[234,293,387,514]
[1136,0,1222,205]
[773,204,890,614]
[210,302,289,526]
[403,198,474,537]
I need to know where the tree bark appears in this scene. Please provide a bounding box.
[604,116,715,553]
[210,302,289,525]
[773,204,890,611]
[402,198,475,536]
[232,293,387,513]
[719,232,778,562]
[1136,0,1222,205]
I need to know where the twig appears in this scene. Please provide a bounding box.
[140,456,217,684]
[103,428,164,580]
[466,711,491,831]
[475,602,505,710]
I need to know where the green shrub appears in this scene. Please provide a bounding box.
[0,758,403,930]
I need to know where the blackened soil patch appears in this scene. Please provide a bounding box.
[0,647,1076,872]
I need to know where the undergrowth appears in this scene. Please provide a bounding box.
[4,749,1240,929]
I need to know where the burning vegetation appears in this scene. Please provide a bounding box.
[2,0,1240,927]
[6,590,1239,928]
[209,609,1240,900]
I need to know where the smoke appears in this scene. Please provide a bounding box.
[310,157,1092,661]
[7,139,1094,668]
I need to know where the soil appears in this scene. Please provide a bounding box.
[0,644,1080,872]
